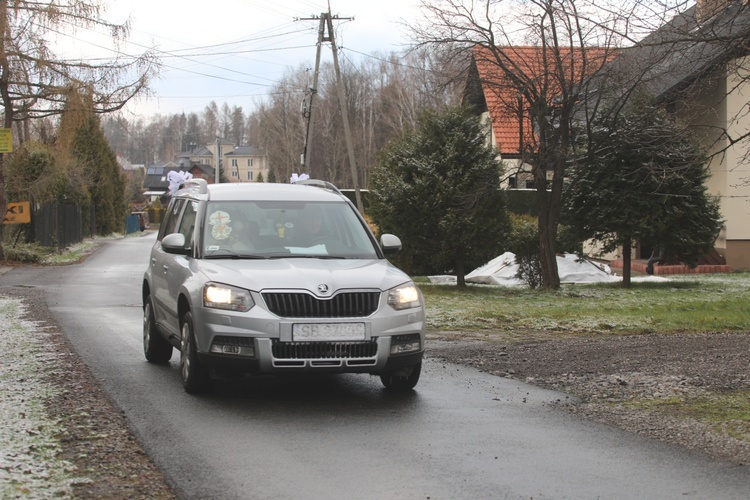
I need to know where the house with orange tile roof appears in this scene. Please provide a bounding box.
[465,0,750,271]
[464,45,611,189]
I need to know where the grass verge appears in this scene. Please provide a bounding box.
[625,390,750,444]
[420,274,750,336]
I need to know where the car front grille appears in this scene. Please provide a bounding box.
[262,291,380,318]
[272,339,378,359]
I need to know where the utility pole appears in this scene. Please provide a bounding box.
[214,136,222,184]
[299,15,325,173]
[297,6,364,213]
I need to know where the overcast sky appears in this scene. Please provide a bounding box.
[60,0,423,118]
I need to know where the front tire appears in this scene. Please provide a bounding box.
[180,311,211,394]
[143,294,172,363]
[380,362,422,391]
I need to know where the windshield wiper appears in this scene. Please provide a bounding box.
[287,254,347,259]
[204,252,267,260]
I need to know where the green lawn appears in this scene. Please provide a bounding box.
[419,273,750,336]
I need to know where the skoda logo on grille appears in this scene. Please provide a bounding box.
[317,284,330,294]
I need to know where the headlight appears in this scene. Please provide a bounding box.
[203,283,254,312]
[387,283,422,311]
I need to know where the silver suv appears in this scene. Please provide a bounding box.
[142,179,425,393]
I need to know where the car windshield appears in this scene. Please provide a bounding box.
[201,200,379,259]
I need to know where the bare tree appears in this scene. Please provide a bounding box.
[0,0,156,258]
[220,102,232,140]
[201,101,220,142]
[408,0,693,288]
[184,112,201,153]
[245,47,463,188]
[247,70,308,183]
[161,114,183,161]
[230,106,245,144]
[618,2,750,187]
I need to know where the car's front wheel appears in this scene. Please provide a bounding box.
[180,311,211,394]
[380,362,422,391]
[143,293,173,363]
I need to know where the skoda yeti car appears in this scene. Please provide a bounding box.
[142,179,425,393]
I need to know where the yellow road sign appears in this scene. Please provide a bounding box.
[2,202,31,224]
[0,128,12,153]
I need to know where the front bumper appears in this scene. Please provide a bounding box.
[197,335,424,375]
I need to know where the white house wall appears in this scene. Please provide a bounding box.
[675,57,750,269]
[725,57,750,240]
[723,56,750,268]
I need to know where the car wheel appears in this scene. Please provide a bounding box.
[143,294,172,363]
[380,362,422,391]
[180,311,211,394]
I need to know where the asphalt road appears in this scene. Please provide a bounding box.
[2,234,749,499]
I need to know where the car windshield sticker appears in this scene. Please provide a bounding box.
[209,210,232,240]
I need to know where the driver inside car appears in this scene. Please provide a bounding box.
[229,217,258,253]
[295,207,326,246]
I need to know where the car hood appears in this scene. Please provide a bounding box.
[193,258,412,294]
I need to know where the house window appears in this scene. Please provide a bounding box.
[508,176,517,189]
[231,171,238,178]
[231,159,238,167]
[247,171,253,181]
[247,159,253,167]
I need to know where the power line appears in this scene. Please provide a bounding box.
[40,21,311,89]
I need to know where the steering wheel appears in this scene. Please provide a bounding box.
[307,235,328,246]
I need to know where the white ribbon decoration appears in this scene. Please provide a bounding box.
[167,170,193,195]
[290,173,310,183]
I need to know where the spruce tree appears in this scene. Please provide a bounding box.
[69,114,126,235]
[564,99,722,286]
[370,106,510,286]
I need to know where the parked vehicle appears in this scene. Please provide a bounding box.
[142,179,425,393]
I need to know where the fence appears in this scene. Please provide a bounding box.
[31,203,84,249]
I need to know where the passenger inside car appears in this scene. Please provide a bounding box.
[229,218,259,253]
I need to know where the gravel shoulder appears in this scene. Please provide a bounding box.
[428,329,750,466]
[1,273,748,495]
[0,285,175,498]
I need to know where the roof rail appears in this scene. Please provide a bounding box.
[295,179,342,195]
[179,178,208,196]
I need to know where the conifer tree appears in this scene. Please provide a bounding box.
[69,114,126,235]
[564,99,723,286]
[370,106,510,286]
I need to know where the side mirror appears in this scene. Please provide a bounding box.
[161,233,190,255]
[380,234,402,255]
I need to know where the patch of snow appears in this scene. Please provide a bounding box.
[429,252,672,286]
[426,275,457,284]
[0,297,83,496]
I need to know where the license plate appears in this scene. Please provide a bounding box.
[292,323,366,342]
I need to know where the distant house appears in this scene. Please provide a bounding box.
[142,162,182,203]
[225,145,267,182]
[177,139,269,184]
[117,154,138,173]
[117,154,145,182]
[185,162,215,183]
